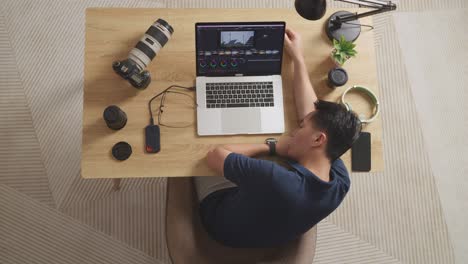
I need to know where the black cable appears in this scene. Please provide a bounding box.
[148,85,195,125]
[342,21,374,30]
[157,91,196,128]
[158,90,196,126]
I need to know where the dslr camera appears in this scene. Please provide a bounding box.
[113,18,174,89]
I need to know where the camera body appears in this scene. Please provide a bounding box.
[113,18,173,89]
[112,60,151,89]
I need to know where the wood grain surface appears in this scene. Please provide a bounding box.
[82,8,383,178]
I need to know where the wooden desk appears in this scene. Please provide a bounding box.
[82,8,383,182]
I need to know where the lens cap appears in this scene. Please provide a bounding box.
[328,67,348,87]
[112,142,132,161]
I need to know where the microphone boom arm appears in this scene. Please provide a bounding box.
[331,0,397,25]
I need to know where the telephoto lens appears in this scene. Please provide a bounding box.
[103,105,127,130]
[113,18,174,89]
[129,19,174,72]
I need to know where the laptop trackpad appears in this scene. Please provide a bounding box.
[221,109,261,134]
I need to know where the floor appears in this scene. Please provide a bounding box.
[0,0,466,263]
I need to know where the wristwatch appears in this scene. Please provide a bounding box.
[265,138,278,156]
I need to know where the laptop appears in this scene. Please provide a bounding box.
[195,22,286,136]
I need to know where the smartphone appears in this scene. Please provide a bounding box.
[351,132,371,172]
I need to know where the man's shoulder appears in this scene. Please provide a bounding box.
[331,158,350,190]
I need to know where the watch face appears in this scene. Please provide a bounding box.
[265,138,277,144]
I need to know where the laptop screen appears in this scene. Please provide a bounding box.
[196,22,286,77]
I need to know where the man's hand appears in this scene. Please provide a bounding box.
[284,28,304,63]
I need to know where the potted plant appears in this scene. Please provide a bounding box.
[331,35,357,66]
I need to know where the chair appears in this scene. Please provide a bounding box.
[165,177,317,264]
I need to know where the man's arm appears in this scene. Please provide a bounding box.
[205,28,314,175]
[284,28,318,121]
[292,58,317,120]
[206,144,269,176]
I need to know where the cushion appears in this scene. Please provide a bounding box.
[165,177,317,264]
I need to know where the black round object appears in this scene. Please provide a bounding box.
[156,18,174,34]
[328,67,348,88]
[295,0,327,21]
[103,105,127,130]
[112,142,132,161]
[326,11,361,42]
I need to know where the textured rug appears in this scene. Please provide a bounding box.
[394,10,468,264]
[0,185,163,264]
[0,0,465,263]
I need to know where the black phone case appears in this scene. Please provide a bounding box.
[351,132,371,172]
[145,125,161,153]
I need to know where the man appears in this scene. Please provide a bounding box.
[194,28,362,248]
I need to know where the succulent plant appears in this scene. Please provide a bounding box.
[331,35,357,66]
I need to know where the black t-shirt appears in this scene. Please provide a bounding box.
[199,153,351,248]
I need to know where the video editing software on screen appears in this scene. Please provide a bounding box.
[196,23,285,76]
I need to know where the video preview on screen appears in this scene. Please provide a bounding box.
[220,31,255,48]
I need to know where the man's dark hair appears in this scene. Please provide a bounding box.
[309,100,362,161]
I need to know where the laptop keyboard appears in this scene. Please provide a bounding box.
[205,82,274,108]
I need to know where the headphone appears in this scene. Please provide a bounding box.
[340,85,380,124]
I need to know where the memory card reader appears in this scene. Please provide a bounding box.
[145,125,161,153]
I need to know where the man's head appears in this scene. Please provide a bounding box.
[287,100,362,162]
